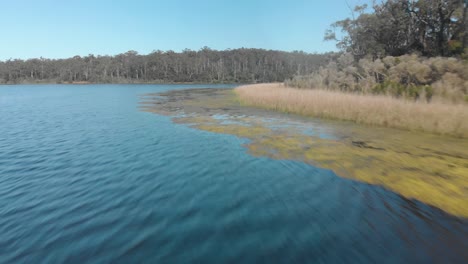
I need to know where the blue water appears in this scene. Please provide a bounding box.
[0,84,467,263]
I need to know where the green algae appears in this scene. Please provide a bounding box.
[140,88,468,218]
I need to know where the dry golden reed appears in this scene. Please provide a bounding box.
[235,83,468,137]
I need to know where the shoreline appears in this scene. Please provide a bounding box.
[140,87,468,218]
[0,81,247,86]
[235,83,468,138]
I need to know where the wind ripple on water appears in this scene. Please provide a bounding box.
[0,85,467,263]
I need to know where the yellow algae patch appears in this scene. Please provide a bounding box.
[245,132,468,218]
[139,88,242,117]
[173,116,217,125]
[185,89,239,108]
[195,124,270,138]
[174,113,468,217]
[140,87,468,218]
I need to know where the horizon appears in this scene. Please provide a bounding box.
[1,0,468,262]
[0,46,334,62]
[0,0,370,60]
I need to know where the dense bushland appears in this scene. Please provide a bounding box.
[286,53,468,103]
[0,48,331,84]
[288,0,468,103]
[325,0,467,58]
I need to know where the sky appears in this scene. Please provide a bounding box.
[0,0,369,60]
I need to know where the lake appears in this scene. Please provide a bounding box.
[0,84,467,263]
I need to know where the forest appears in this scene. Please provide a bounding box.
[1,0,465,95]
[0,48,331,84]
[324,0,467,58]
[289,0,468,103]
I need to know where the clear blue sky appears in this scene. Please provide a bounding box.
[0,0,369,60]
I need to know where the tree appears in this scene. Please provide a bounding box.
[325,0,467,58]
[0,48,331,84]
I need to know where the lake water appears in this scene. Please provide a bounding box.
[0,84,467,263]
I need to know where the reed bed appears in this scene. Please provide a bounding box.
[235,83,468,138]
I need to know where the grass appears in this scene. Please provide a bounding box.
[235,83,468,138]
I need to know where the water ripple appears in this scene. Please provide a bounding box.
[0,84,466,263]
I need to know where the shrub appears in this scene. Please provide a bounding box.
[287,53,467,103]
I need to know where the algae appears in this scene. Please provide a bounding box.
[140,88,468,218]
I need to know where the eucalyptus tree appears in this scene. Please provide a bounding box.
[0,48,330,84]
[325,0,467,58]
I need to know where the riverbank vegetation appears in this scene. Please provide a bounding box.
[287,0,468,102]
[0,48,330,84]
[236,0,468,136]
[287,54,467,103]
[141,88,468,218]
[286,0,468,102]
[235,84,468,137]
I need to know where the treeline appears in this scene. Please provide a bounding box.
[0,48,331,84]
[288,0,468,103]
[325,0,467,58]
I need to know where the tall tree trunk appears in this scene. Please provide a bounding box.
[438,3,446,56]
[462,1,467,51]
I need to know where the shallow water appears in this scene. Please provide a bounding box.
[1,84,467,263]
[141,88,468,218]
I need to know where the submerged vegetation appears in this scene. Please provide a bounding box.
[140,88,468,218]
